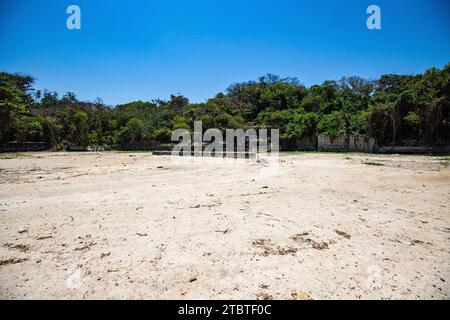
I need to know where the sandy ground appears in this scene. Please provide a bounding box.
[0,151,449,300]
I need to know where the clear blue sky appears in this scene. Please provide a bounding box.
[1,0,449,105]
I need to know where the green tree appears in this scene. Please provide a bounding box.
[118,118,146,143]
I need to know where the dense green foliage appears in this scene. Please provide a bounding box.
[1,64,449,149]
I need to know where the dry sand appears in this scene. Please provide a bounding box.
[0,151,449,300]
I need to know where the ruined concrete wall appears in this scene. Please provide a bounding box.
[282,137,316,151]
[376,146,450,154]
[120,142,175,151]
[0,142,47,152]
[318,135,375,152]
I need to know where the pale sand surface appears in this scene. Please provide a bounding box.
[0,152,449,299]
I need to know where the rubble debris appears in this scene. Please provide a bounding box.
[214,229,229,234]
[291,292,313,300]
[74,242,96,251]
[311,241,328,250]
[256,293,273,300]
[397,239,412,246]
[36,236,53,240]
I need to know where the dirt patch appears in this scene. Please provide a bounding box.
[3,243,31,252]
[0,258,28,266]
[290,233,329,250]
[335,230,351,240]
[252,239,298,256]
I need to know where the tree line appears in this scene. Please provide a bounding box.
[1,63,449,150]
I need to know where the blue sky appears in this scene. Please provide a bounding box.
[1,0,449,105]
